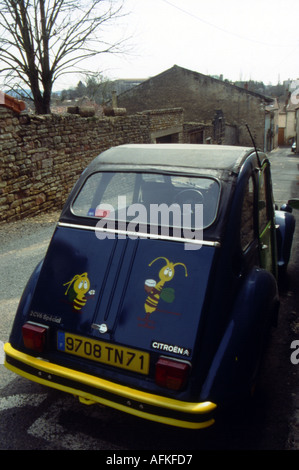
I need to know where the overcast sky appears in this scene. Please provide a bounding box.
[57,0,299,89]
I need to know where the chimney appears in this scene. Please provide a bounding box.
[112,91,117,108]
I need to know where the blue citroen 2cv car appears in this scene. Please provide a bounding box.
[4,144,295,429]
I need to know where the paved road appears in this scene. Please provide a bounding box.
[0,147,298,451]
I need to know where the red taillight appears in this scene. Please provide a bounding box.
[155,357,190,391]
[22,323,48,353]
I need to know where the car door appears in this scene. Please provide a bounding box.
[258,162,277,278]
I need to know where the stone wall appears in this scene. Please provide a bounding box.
[0,106,183,223]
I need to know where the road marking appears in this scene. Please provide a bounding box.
[27,398,123,450]
[0,341,4,365]
[0,393,47,411]
[0,391,122,449]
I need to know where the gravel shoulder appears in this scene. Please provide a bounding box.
[0,211,60,345]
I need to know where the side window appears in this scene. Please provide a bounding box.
[258,169,269,232]
[258,163,275,274]
[240,176,255,251]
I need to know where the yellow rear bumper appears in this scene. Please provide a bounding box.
[4,342,217,429]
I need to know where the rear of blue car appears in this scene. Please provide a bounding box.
[5,164,223,428]
[5,145,286,428]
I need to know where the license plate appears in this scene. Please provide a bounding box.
[57,332,150,375]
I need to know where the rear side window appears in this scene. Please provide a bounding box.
[258,165,273,233]
[240,176,255,251]
[72,172,220,230]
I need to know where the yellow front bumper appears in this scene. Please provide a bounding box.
[4,342,217,429]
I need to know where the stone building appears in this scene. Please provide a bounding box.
[265,99,279,151]
[116,65,274,148]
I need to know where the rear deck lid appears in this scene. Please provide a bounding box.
[28,225,217,362]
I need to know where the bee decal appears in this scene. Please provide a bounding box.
[63,272,95,312]
[140,257,188,328]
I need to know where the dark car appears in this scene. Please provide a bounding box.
[4,144,295,429]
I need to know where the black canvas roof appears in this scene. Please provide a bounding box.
[89,144,259,176]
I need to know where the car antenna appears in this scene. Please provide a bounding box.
[245,123,262,168]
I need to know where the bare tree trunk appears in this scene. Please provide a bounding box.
[33,89,51,115]
[38,0,52,114]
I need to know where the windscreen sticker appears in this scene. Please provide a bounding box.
[63,272,95,312]
[139,256,188,329]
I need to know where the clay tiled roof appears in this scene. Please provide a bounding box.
[0,91,26,113]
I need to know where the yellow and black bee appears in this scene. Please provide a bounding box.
[63,272,95,312]
[143,257,188,324]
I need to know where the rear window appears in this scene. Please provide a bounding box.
[72,172,220,230]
